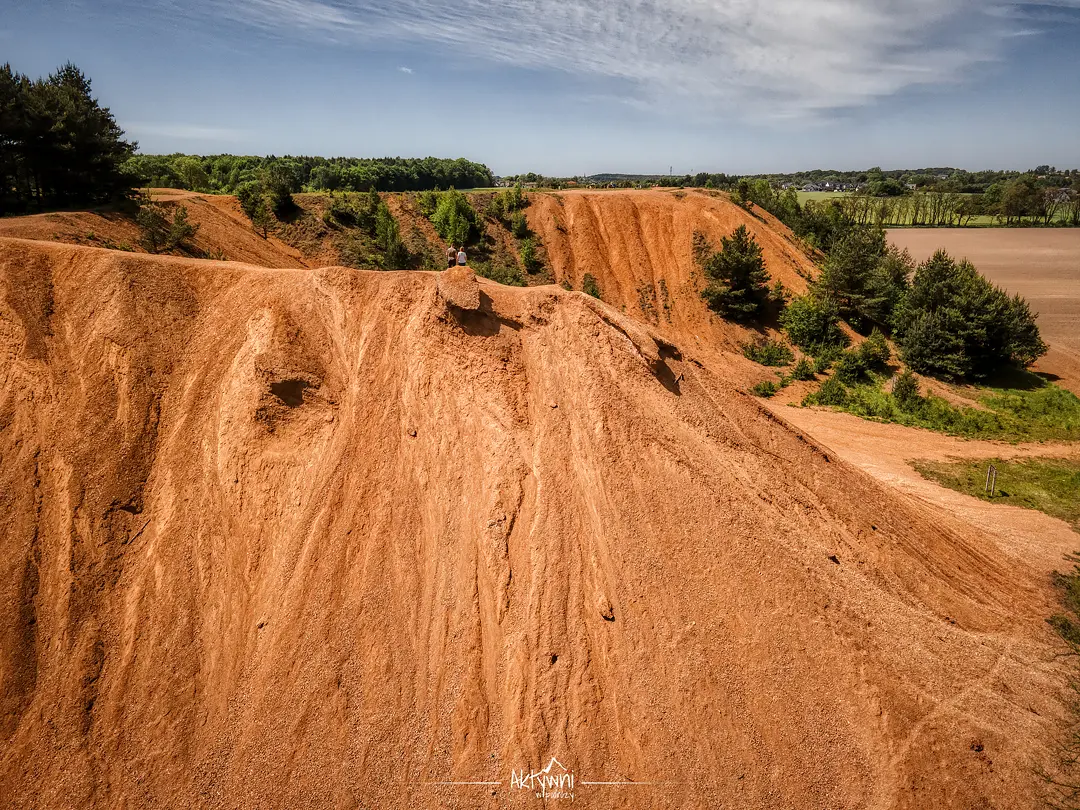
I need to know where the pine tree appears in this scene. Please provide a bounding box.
[894,250,1047,379]
[0,62,136,214]
[700,225,771,321]
[136,198,170,253]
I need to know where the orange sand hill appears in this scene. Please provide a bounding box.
[0,237,1068,809]
[527,189,816,360]
[0,190,307,269]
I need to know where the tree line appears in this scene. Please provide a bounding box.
[124,154,495,195]
[814,180,1079,227]
[0,62,136,215]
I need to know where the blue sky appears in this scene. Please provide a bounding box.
[4,0,1079,175]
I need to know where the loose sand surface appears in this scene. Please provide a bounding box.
[889,229,1080,392]
[0,196,1076,809]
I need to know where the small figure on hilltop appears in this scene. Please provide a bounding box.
[446,244,457,269]
[457,246,467,266]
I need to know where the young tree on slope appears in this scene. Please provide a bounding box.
[700,225,771,321]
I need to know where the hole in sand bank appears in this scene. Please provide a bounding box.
[270,379,311,408]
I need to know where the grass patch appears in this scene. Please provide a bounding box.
[803,373,1080,443]
[913,457,1080,528]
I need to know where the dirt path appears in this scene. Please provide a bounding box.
[771,403,1080,574]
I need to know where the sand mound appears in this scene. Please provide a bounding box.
[438,265,481,310]
[0,237,1067,809]
[526,190,815,360]
[0,191,307,269]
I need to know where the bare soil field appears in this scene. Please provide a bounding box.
[0,234,1072,808]
[889,229,1080,393]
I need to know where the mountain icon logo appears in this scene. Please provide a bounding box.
[510,757,576,800]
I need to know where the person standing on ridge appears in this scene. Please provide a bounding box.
[457,246,467,266]
[446,244,457,269]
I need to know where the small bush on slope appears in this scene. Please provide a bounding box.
[475,262,526,287]
[582,274,602,299]
[698,225,771,321]
[752,380,779,398]
[781,294,847,349]
[791,358,815,381]
[743,338,794,367]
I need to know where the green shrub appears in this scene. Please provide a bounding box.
[431,189,477,246]
[698,225,771,321]
[520,238,541,273]
[769,279,791,308]
[328,195,357,226]
[417,188,440,218]
[752,380,779,398]
[475,260,526,287]
[781,294,846,348]
[260,164,298,217]
[792,357,815,381]
[510,211,529,239]
[858,328,891,370]
[136,199,170,253]
[892,370,921,411]
[812,343,844,374]
[167,205,199,251]
[804,376,848,406]
[834,350,871,384]
[359,189,381,231]
[374,201,407,268]
[742,338,794,367]
[237,178,287,236]
[582,273,601,299]
[805,373,1080,443]
[500,184,526,213]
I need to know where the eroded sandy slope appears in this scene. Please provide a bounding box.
[0,237,1068,809]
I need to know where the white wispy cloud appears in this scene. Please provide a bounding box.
[398,66,414,74]
[126,122,250,141]
[192,0,1079,120]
